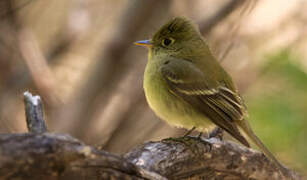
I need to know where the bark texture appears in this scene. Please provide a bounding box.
[0,92,300,180]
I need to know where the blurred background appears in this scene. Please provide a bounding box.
[0,0,306,176]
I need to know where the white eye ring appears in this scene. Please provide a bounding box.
[162,37,175,47]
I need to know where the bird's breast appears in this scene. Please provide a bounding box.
[143,62,212,130]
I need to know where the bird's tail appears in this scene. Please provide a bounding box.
[238,119,289,176]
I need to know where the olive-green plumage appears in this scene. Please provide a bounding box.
[136,17,286,174]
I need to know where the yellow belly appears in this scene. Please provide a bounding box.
[143,64,213,132]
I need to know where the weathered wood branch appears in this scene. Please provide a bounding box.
[126,137,300,180]
[0,133,148,180]
[23,91,47,133]
[0,92,300,180]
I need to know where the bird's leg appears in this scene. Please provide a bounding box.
[163,127,196,143]
[209,127,223,140]
[163,127,200,148]
[183,127,196,137]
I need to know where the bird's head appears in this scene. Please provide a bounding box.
[135,17,206,58]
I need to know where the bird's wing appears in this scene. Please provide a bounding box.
[160,59,250,147]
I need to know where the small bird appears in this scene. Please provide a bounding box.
[135,17,287,174]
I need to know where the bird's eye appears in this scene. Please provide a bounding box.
[162,38,174,47]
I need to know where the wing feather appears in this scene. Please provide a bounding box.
[161,59,249,147]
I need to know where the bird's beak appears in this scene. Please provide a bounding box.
[134,40,152,48]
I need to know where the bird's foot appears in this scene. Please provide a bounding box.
[183,127,196,137]
[162,136,192,147]
[163,127,199,147]
[163,127,215,152]
[208,127,223,141]
[163,135,213,154]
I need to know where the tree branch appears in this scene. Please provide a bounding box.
[23,91,47,133]
[0,92,300,180]
[55,0,172,140]
[126,137,300,180]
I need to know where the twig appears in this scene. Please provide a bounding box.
[23,91,47,133]
[0,0,35,20]
[19,29,60,106]
[199,0,245,35]
[56,0,171,139]
[218,0,259,62]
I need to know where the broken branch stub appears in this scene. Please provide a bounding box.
[23,91,47,133]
